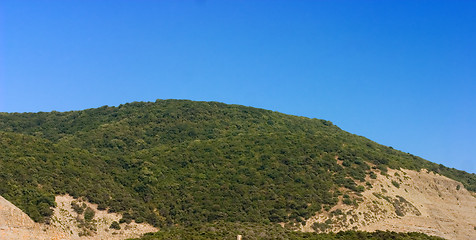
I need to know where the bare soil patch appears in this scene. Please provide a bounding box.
[302,168,476,240]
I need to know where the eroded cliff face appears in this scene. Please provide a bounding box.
[303,168,476,240]
[0,195,157,240]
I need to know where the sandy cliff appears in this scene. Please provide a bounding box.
[303,168,476,240]
[0,195,157,240]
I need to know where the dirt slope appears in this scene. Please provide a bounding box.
[0,195,157,240]
[0,195,67,240]
[303,168,476,240]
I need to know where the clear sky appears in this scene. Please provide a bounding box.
[1,1,475,173]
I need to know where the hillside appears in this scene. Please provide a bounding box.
[0,99,475,239]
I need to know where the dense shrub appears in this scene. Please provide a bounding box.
[130,222,446,240]
[84,207,95,222]
[110,221,121,230]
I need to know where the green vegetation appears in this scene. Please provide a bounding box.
[129,222,445,240]
[84,207,95,222]
[0,99,474,228]
[71,201,86,214]
[110,221,121,230]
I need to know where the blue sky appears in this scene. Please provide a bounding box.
[1,0,475,173]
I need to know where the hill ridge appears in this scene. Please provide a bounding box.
[0,99,474,238]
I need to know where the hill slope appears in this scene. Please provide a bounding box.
[0,99,475,237]
[301,168,476,240]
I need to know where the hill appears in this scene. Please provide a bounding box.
[0,99,475,238]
